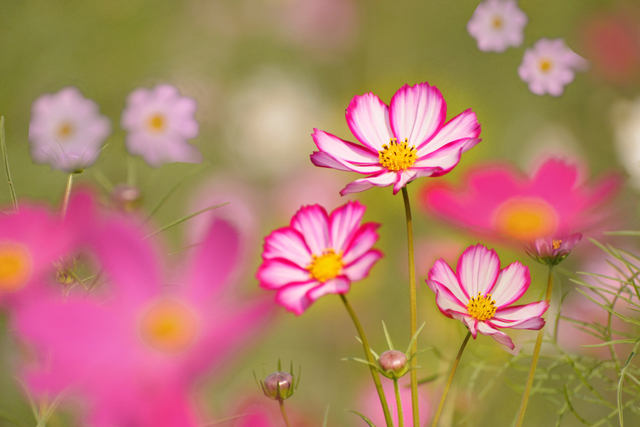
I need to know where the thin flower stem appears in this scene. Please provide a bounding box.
[431,331,471,427]
[401,186,419,426]
[394,378,404,427]
[61,173,74,218]
[278,400,292,427]
[0,117,18,212]
[340,294,393,427]
[515,265,554,427]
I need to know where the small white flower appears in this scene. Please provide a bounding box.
[466,0,527,52]
[28,87,111,173]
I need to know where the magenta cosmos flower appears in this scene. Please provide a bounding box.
[420,158,620,242]
[310,82,481,195]
[257,201,382,315]
[427,244,548,349]
[519,38,589,96]
[466,0,528,52]
[121,84,202,167]
[28,87,111,172]
[14,213,272,427]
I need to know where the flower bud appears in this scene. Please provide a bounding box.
[525,233,582,266]
[378,350,408,378]
[263,371,294,401]
[110,184,142,211]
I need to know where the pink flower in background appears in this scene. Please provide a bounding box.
[518,38,589,96]
[466,0,527,52]
[258,201,382,315]
[359,379,431,426]
[311,82,481,195]
[121,84,202,167]
[426,244,548,349]
[28,87,111,172]
[420,158,620,242]
[14,214,272,427]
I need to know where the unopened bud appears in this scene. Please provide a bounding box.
[263,371,294,400]
[378,350,407,374]
[110,184,142,211]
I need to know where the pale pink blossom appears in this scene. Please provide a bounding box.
[518,38,589,96]
[466,0,527,52]
[121,84,202,167]
[257,201,382,315]
[28,87,111,172]
[311,82,481,195]
[426,244,548,349]
[524,232,582,266]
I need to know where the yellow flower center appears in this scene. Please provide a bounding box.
[306,249,344,283]
[467,292,496,321]
[147,113,167,133]
[539,59,553,73]
[492,16,503,29]
[57,121,75,139]
[0,243,32,292]
[552,239,562,250]
[378,138,417,172]
[493,198,558,241]
[140,299,198,353]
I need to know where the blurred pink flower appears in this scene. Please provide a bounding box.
[426,244,548,349]
[420,158,620,242]
[14,214,272,427]
[518,38,589,96]
[257,201,382,315]
[359,378,431,426]
[28,87,111,172]
[311,82,481,195]
[466,0,527,52]
[121,84,202,167]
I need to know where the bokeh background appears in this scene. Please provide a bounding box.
[1,0,640,425]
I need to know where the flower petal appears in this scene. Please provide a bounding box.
[428,280,468,318]
[416,109,480,155]
[329,201,366,252]
[306,276,351,301]
[311,151,357,172]
[489,261,530,306]
[311,129,381,174]
[346,93,392,151]
[275,281,319,315]
[392,170,418,194]
[476,321,515,349]
[389,82,446,146]
[492,301,549,327]
[340,172,396,195]
[343,249,383,281]
[343,223,380,264]
[290,205,330,254]
[262,227,311,267]
[428,259,469,302]
[456,244,500,297]
[257,259,310,290]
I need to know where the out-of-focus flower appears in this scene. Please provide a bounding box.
[612,98,640,189]
[110,184,142,211]
[518,38,589,96]
[420,158,620,242]
[121,84,201,167]
[359,378,431,426]
[426,244,548,349]
[14,214,272,427]
[311,82,481,195]
[257,201,382,315]
[524,233,582,266]
[466,0,527,52]
[28,87,111,173]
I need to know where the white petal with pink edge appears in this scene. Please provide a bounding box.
[493,300,549,322]
[343,223,380,264]
[329,201,366,252]
[392,170,418,194]
[263,227,311,268]
[311,129,381,174]
[290,205,330,254]
[340,172,396,195]
[345,93,392,151]
[389,83,446,147]
[489,262,531,307]
[431,282,468,318]
[490,316,545,330]
[428,259,470,303]
[417,109,480,156]
[257,259,310,289]
[306,277,351,301]
[476,322,515,349]
[343,250,382,281]
[311,151,355,172]
[456,245,500,297]
[275,281,319,315]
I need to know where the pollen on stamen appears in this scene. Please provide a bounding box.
[378,138,417,172]
[552,239,562,249]
[306,249,344,283]
[467,292,497,321]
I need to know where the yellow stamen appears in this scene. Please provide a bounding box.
[0,243,31,292]
[552,239,562,250]
[467,292,497,321]
[378,138,417,172]
[493,198,558,241]
[57,122,75,139]
[539,59,553,73]
[140,300,198,353]
[306,249,344,283]
[147,113,166,133]
[492,16,503,29]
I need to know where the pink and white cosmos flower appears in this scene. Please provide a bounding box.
[121,84,202,167]
[310,82,481,195]
[466,0,528,52]
[426,244,549,349]
[519,38,589,96]
[257,201,382,315]
[28,87,111,172]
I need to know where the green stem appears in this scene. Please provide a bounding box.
[340,294,393,427]
[431,331,471,427]
[0,117,18,212]
[394,378,404,427]
[61,173,74,218]
[401,186,419,426]
[278,400,292,427]
[515,266,554,427]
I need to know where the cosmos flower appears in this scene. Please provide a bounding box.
[524,232,582,266]
[426,244,548,349]
[518,38,589,96]
[420,158,620,242]
[257,201,382,315]
[14,213,272,427]
[28,87,111,173]
[466,0,528,52]
[310,82,481,195]
[121,84,202,167]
